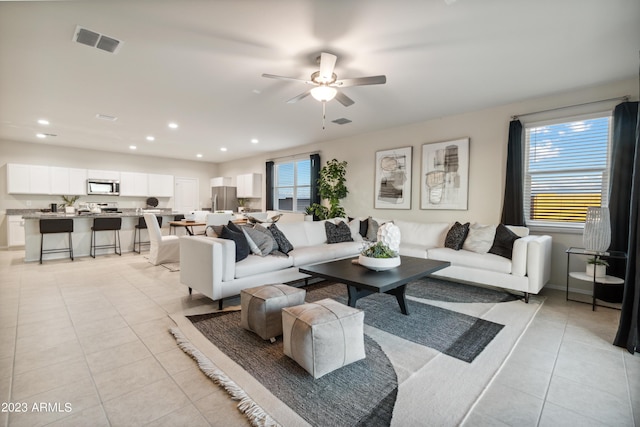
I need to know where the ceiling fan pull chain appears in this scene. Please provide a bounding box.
[322,101,326,130]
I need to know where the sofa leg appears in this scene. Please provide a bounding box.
[524,292,530,303]
[188,287,192,295]
[218,299,223,310]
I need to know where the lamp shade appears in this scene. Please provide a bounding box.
[583,206,611,252]
[310,86,337,102]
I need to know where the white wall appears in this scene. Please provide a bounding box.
[0,140,218,245]
[217,77,638,289]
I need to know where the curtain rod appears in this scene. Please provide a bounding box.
[511,95,630,120]
[267,150,320,162]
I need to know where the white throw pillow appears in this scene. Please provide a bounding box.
[347,219,364,242]
[462,223,497,254]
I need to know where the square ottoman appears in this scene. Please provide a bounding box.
[282,298,365,379]
[240,284,306,342]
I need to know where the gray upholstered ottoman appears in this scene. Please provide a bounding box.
[282,298,366,379]
[240,284,306,342]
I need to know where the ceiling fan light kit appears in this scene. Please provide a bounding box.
[262,52,386,128]
[310,86,337,102]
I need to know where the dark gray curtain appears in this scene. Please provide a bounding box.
[265,161,274,210]
[310,153,321,206]
[500,119,525,226]
[613,102,640,353]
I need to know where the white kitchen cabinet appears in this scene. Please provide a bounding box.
[237,173,262,198]
[68,168,87,195]
[120,172,149,196]
[7,215,25,247]
[87,169,120,181]
[7,164,30,194]
[7,163,51,194]
[211,176,233,187]
[50,167,87,195]
[148,174,174,197]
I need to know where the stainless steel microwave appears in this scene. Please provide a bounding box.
[87,179,120,196]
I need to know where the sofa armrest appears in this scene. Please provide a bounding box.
[511,236,533,277]
[179,236,236,301]
[525,235,552,293]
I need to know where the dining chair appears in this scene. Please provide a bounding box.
[144,213,180,265]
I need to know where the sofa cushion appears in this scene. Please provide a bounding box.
[428,247,512,274]
[234,254,294,279]
[268,223,294,254]
[444,222,470,250]
[220,226,250,262]
[276,222,309,248]
[489,224,520,259]
[325,221,354,244]
[398,242,428,258]
[366,217,380,241]
[289,242,362,266]
[241,225,274,256]
[462,223,497,254]
[394,220,450,248]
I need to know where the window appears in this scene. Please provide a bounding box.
[524,113,611,227]
[274,159,311,212]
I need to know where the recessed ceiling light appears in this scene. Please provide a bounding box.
[36,133,46,138]
[251,138,259,144]
[146,136,155,141]
[252,89,261,94]
[96,113,118,121]
[168,122,179,129]
[196,153,203,158]
[220,147,227,152]
[129,145,137,150]
[37,119,49,125]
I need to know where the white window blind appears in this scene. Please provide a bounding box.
[274,159,311,212]
[524,113,611,226]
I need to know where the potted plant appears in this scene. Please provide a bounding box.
[586,257,608,278]
[309,159,348,220]
[237,198,247,213]
[358,241,401,271]
[303,206,314,221]
[61,195,80,214]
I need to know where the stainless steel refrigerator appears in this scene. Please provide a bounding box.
[211,186,238,212]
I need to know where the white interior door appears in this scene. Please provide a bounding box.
[174,177,199,213]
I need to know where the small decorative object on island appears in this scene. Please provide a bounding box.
[358,241,401,271]
[304,206,314,221]
[61,195,80,214]
[586,257,608,278]
[583,206,611,253]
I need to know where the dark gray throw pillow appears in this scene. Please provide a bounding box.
[268,223,293,254]
[220,225,250,262]
[325,221,354,244]
[226,220,243,233]
[445,221,470,250]
[488,224,520,259]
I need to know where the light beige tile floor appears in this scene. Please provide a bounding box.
[1,248,637,426]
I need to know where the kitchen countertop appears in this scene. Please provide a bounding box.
[17,210,178,220]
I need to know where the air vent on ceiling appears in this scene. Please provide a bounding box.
[73,26,123,54]
[96,113,118,121]
[332,118,352,125]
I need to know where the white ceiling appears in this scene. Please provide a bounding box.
[1,0,638,163]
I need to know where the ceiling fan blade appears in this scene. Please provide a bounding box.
[333,75,387,87]
[262,73,314,85]
[335,91,355,107]
[286,90,311,104]
[318,52,337,82]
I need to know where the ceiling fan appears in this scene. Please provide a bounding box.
[262,52,386,127]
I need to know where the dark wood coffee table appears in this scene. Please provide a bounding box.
[299,256,450,315]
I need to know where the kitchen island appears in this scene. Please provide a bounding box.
[19,211,181,262]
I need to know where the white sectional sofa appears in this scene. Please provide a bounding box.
[179,218,552,308]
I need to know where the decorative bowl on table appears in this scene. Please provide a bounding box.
[358,241,401,271]
[358,254,401,271]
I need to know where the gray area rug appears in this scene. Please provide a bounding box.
[186,279,513,426]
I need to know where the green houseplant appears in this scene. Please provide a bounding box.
[586,257,608,278]
[60,195,80,213]
[309,159,348,220]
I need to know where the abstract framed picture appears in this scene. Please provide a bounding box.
[374,146,412,209]
[420,138,469,210]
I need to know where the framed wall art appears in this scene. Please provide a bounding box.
[374,146,412,209]
[420,138,469,210]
